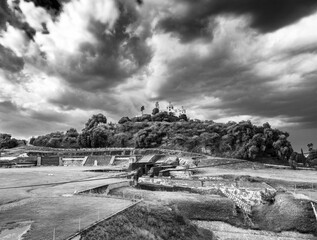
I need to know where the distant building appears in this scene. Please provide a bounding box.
[178,106,186,115]
[164,102,186,117]
[167,102,174,114]
[150,101,187,117]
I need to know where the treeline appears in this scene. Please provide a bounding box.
[29,112,293,161]
[0,133,26,149]
[30,128,79,148]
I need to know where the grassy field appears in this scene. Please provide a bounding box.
[0,167,133,240]
[1,196,132,240]
[0,167,100,205]
[80,202,215,240]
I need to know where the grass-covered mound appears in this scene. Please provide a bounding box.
[30,113,293,163]
[80,202,215,240]
[252,192,317,235]
[109,186,245,226]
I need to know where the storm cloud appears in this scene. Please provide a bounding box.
[15,0,153,94]
[158,0,317,42]
[57,3,153,92]
[148,12,317,130]
[0,45,24,72]
[24,0,63,13]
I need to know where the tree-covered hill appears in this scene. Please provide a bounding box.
[29,112,293,161]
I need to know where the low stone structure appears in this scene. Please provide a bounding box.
[62,157,87,166]
[138,177,276,215]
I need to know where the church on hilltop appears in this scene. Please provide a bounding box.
[155,101,186,117]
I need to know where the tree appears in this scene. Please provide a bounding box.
[29,137,35,145]
[78,131,91,148]
[179,114,188,121]
[62,128,79,148]
[46,137,62,148]
[113,133,130,147]
[0,133,19,149]
[20,111,295,163]
[118,117,131,124]
[134,127,166,148]
[65,128,79,138]
[200,132,220,153]
[91,127,109,148]
[152,107,159,115]
[84,113,107,131]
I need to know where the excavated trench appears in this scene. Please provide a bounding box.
[106,177,317,239]
[76,174,317,239]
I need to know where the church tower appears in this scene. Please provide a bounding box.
[167,102,174,114]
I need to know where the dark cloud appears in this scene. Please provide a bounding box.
[0,1,35,44]
[152,45,239,101]
[152,39,317,128]
[0,45,24,72]
[0,100,19,113]
[56,0,152,92]
[29,110,69,123]
[0,100,86,138]
[49,88,139,119]
[0,111,80,138]
[1,0,50,43]
[158,15,214,43]
[25,0,63,13]
[285,127,317,151]
[23,0,143,14]
[211,0,317,32]
[136,0,143,5]
[157,0,317,42]
[0,1,10,29]
[48,89,103,111]
[216,76,317,128]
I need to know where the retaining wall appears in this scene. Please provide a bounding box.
[85,156,112,166]
[106,181,131,195]
[138,154,164,163]
[169,170,193,178]
[10,157,37,167]
[41,156,60,166]
[62,157,87,166]
[139,177,203,188]
[79,180,132,195]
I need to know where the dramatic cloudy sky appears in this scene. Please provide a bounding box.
[1,0,317,150]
